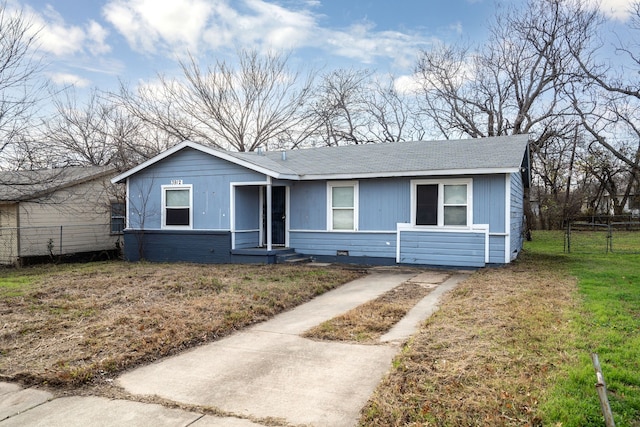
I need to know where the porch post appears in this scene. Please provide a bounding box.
[266,178,273,251]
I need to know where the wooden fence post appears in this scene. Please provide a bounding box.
[591,353,615,427]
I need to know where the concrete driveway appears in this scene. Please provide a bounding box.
[1,268,468,427]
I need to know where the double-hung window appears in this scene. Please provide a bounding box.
[412,179,471,227]
[328,181,358,231]
[110,202,126,234]
[162,184,192,228]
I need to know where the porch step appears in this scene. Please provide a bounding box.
[276,251,311,264]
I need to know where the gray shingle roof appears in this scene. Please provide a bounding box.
[229,135,529,178]
[112,135,530,184]
[0,166,115,201]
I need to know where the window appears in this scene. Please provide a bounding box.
[110,202,126,234]
[412,179,471,227]
[328,181,358,231]
[162,185,192,228]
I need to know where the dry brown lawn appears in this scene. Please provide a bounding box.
[360,254,578,426]
[303,282,434,343]
[0,261,363,388]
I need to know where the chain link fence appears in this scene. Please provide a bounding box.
[564,220,640,254]
[0,224,122,265]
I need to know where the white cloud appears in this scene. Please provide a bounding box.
[201,0,317,52]
[6,3,111,58]
[393,74,423,95]
[26,5,86,56]
[103,0,213,54]
[86,20,111,55]
[585,0,634,21]
[49,72,91,88]
[320,22,431,68]
[103,0,430,68]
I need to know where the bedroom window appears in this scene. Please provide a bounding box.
[328,181,358,231]
[162,185,192,228]
[412,179,471,227]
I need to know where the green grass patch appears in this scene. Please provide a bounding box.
[0,276,34,297]
[529,231,640,426]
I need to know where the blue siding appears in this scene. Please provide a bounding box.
[399,231,486,267]
[359,178,410,230]
[124,230,231,263]
[235,186,260,230]
[289,181,326,230]
[234,230,260,249]
[488,235,506,264]
[473,175,506,233]
[128,148,265,230]
[510,172,525,258]
[290,231,396,258]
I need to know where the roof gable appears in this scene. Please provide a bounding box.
[112,135,530,183]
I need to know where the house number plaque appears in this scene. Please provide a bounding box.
[170,179,183,185]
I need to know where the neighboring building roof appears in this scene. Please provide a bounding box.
[0,165,116,202]
[112,135,530,183]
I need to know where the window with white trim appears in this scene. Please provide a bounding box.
[412,179,471,227]
[328,181,358,231]
[162,185,192,228]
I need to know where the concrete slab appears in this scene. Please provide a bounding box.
[380,273,470,343]
[0,396,202,427]
[191,415,268,426]
[0,384,21,398]
[0,386,52,422]
[118,331,397,427]
[407,270,451,285]
[255,272,417,335]
[117,272,417,427]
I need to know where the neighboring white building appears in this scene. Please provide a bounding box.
[0,166,122,265]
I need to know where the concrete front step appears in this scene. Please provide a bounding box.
[275,251,311,264]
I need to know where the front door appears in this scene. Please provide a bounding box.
[263,186,286,246]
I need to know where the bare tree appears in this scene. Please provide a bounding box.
[364,76,424,142]
[311,68,373,145]
[44,89,117,167]
[117,49,316,152]
[414,0,602,228]
[310,68,424,146]
[42,88,147,170]
[0,2,43,166]
[553,1,640,219]
[415,0,594,143]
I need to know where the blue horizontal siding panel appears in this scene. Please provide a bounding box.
[290,232,397,258]
[473,175,506,233]
[124,230,231,263]
[488,235,506,263]
[128,147,265,230]
[359,178,410,230]
[235,186,260,230]
[399,231,485,267]
[234,231,260,249]
[510,172,525,258]
[289,181,326,230]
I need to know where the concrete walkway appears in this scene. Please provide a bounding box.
[0,268,469,427]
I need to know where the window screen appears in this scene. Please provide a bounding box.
[416,184,438,225]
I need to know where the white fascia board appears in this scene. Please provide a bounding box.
[111,140,296,183]
[299,167,521,181]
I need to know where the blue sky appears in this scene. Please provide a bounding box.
[5,0,636,93]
